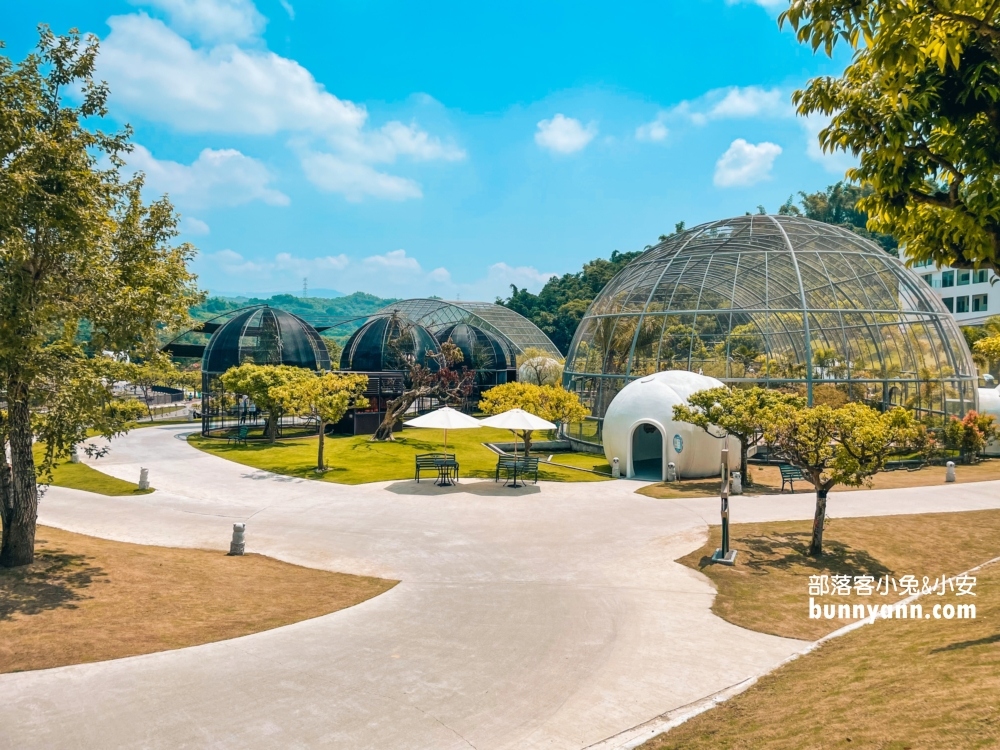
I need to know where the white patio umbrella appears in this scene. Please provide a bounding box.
[478,408,556,457]
[406,406,481,450]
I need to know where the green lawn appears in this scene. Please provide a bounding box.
[33,444,151,496]
[542,451,612,474]
[189,425,610,484]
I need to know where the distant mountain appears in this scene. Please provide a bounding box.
[190,292,397,344]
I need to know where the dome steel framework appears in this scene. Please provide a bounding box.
[563,215,977,438]
[372,299,560,359]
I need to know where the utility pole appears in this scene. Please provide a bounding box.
[711,447,738,565]
[303,277,308,298]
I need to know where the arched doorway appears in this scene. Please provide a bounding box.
[631,423,663,480]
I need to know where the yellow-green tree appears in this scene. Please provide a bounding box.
[783,2,1000,272]
[270,373,369,471]
[673,386,805,484]
[0,31,201,567]
[220,364,313,443]
[764,402,915,556]
[479,382,588,454]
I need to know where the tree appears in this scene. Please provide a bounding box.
[778,182,898,254]
[673,386,805,485]
[371,325,475,442]
[783,2,1000,272]
[0,29,201,567]
[478,382,589,455]
[126,352,187,420]
[219,363,313,443]
[764,402,915,556]
[270,373,369,471]
[499,249,643,353]
[943,410,997,464]
[517,347,564,385]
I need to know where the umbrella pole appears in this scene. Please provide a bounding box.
[444,428,448,452]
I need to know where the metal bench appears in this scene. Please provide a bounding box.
[779,464,806,492]
[495,455,540,486]
[415,453,457,482]
[227,426,249,445]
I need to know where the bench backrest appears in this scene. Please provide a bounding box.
[416,453,454,466]
[498,455,539,468]
[779,464,804,478]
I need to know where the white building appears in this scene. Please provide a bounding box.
[910,258,996,325]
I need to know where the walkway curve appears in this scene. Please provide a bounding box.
[3,424,1000,749]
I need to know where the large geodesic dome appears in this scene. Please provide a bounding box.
[563,215,977,435]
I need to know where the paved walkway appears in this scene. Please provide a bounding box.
[4,424,1000,749]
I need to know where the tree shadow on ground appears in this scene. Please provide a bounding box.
[698,531,893,579]
[930,633,1000,653]
[0,543,105,620]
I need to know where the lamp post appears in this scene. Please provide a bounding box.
[711,447,738,565]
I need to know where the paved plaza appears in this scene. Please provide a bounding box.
[3,424,999,749]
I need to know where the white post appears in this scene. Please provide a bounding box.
[138,468,149,490]
[946,461,956,482]
[611,457,620,478]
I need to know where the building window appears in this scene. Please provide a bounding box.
[922,273,933,285]
[913,258,933,268]
[974,294,989,312]
[956,296,970,313]
[941,271,955,287]
[975,269,989,284]
[943,297,954,312]
[958,270,971,285]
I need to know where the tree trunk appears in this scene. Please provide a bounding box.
[1,384,38,567]
[739,439,750,486]
[522,430,534,455]
[0,436,13,559]
[317,420,326,471]
[141,385,154,420]
[371,392,416,442]
[808,487,829,557]
[265,411,278,443]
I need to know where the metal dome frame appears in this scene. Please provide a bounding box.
[563,215,977,446]
[371,299,561,359]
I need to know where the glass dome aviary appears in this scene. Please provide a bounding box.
[563,215,977,424]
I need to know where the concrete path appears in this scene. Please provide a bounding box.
[3,424,999,749]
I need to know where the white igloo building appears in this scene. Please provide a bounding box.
[978,386,1000,455]
[602,370,739,480]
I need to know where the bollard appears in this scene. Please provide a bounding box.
[69,446,80,464]
[229,523,246,556]
[138,467,149,490]
[731,471,743,495]
[612,457,621,478]
[946,461,956,483]
[665,462,677,482]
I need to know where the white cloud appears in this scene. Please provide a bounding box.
[127,143,289,207]
[672,86,791,125]
[132,0,265,44]
[180,216,210,234]
[635,117,669,143]
[535,114,598,154]
[363,249,422,271]
[100,14,365,135]
[726,0,788,9]
[199,247,556,300]
[299,150,423,202]
[484,262,557,289]
[205,248,349,277]
[714,139,782,187]
[99,10,464,202]
[278,0,294,20]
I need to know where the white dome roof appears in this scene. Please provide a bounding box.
[602,371,738,480]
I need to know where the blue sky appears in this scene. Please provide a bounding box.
[4,0,855,299]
